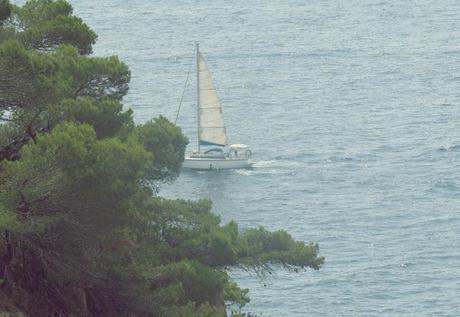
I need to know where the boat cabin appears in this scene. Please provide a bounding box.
[228,144,251,159]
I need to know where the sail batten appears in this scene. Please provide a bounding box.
[198,53,227,146]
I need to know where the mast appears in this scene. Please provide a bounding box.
[196,42,200,152]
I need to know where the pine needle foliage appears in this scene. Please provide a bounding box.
[0,1,324,316]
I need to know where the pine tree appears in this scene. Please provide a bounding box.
[0,1,324,316]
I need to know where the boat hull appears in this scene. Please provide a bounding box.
[183,157,251,170]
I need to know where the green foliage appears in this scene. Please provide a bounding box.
[15,0,72,26]
[0,40,130,111]
[0,39,61,109]
[0,0,11,23]
[238,227,325,270]
[50,97,133,138]
[153,260,225,306]
[53,44,130,100]
[0,1,324,316]
[0,40,131,160]
[224,280,249,307]
[2,121,152,218]
[0,24,14,42]
[0,122,22,148]
[122,196,323,313]
[163,302,225,317]
[0,208,18,231]
[12,0,96,54]
[138,115,188,182]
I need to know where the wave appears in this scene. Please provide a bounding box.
[446,144,460,152]
[409,145,460,159]
[428,178,459,193]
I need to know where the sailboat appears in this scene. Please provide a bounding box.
[182,44,252,170]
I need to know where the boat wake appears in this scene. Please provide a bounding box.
[231,159,301,176]
[252,160,279,168]
[252,159,300,168]
[234,169,254,176]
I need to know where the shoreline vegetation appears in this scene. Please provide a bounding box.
[0,1,323,316]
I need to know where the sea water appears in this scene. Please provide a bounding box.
[19,0,460,315]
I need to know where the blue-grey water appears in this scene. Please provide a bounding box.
[20,0,460,315]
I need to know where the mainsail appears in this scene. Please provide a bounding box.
[198,52,227,147]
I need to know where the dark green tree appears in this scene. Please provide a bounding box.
[0,40,130,161]
[11,0,96,54]
[0,1,324,316]
[137,115,189,182]
[0,0,11,24]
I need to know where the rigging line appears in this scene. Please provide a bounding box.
[174,60,193,125]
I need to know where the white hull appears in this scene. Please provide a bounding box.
[183,157,252,170]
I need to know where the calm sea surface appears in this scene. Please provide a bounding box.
[18,0,460,315]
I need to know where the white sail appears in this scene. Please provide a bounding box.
[198,53,227,146]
